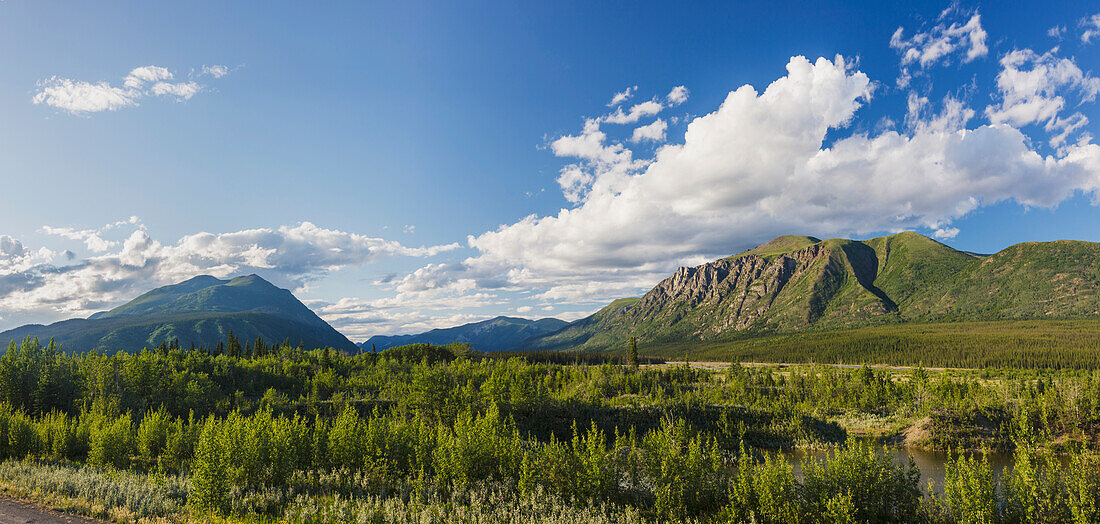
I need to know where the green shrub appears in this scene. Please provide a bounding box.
[942,449,997,524]
[189,417,228,514]
[326,404,363,471]
[87,412,132,468]
[726,446,801,523]
[135,407,171,467]
[642,417,727,519]
[8,412,39,458]
[800,440,922,522]
[160,412,197,473]
[1067,449,1100,524]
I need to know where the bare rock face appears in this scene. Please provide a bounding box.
[626,243,862,339]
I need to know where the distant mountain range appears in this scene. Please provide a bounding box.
[361,316,568,352]
[0,274,357,353]
[6,232,1098,356]
[522,232,1100,351]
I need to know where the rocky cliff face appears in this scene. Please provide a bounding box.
[624,241,894,340]
[524,233,977,351]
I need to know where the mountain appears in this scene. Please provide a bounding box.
[1,275,357,353]
[361,316,569,352]
[525,232,1100,351]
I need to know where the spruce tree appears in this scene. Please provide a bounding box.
[629,336,639,368]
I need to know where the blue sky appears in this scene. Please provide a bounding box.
[2,1,1100,339]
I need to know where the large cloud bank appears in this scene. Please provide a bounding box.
[401,54,1100,305]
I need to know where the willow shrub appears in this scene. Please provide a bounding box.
[941,449,997,524]
[1005,441,1070,522]
[725,444,801,523]
[800,440,922,522]
[527,420,616,502]
[433,404,523,487]
[87,412,134,469]
[642,417,727,520]
[159,413,198,473]
[1067,450,1100,524]
[189,416,229,514]
[135,406,171,468]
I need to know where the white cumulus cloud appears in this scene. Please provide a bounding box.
[984,47,1100,147]
[0,222,459,321]
[603,100,664,125]
[631,118,668,142]
[666,85,689,105]
[398,55,1100,307]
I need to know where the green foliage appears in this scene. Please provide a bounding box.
[651,319,1100,369]
[87,412,133,468]
[382,342,464,363]
[942,450,997,524]
[0,341,1096,521]
[135,407,171,467]
[189,416,229,514]
[628,336,638,368]
[642,417,726,519]
[1067,450,1100,524]
[726,448,801,523]
[800,440,922,522]
[433,404,523,487]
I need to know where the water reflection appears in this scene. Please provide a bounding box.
[783,446,1021,495]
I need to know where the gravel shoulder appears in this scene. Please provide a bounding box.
[0,497,101,524]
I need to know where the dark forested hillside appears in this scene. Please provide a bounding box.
[362,316,568,352]
[0,275,356,353]
[526,233,1100,352]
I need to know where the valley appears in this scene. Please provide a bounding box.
[1,233,1099,523]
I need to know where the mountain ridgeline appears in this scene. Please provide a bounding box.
[525,232,1100,351]
[361,316,569,352]
[0,275,357,353]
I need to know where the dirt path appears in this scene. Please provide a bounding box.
[0,497,100,524]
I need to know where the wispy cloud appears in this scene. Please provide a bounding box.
[889,8,988,87]
[32,64,231,115]
[607,86,636,107]
[1082,14,1100,44]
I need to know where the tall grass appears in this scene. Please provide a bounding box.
[0,459,186,520]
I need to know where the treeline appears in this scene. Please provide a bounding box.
[6,336,1100,449]
[672,320,1100,369]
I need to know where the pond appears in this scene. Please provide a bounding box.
[783,446,1029,495]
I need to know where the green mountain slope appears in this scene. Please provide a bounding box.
[1,275,357,353]
[524,233,1100,352]
[362,316,568,352]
